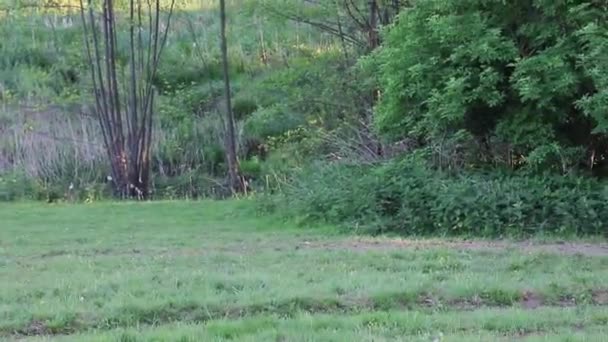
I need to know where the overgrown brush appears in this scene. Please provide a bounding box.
[0,1,344,201]
[271,159,608,237]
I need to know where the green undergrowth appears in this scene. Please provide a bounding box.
[269,159,608,237]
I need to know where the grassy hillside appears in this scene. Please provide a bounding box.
[0,0,346,200]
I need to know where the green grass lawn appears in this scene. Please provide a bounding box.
[1,201,608,341]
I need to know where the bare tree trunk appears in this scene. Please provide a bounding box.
[79,0,174,199]
[368,0,379,50]
[393,0,401,14]
[219,0,243,194]
[334,0,350,62]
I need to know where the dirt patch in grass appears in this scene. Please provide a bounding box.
[593,290,608,305]
[37,248,122,259]
[19,320,49,336]
[28,248,142,259]
[521,291,544,309]
[30,237,608,261]
[5,290,608,338]
[296,238,608,257]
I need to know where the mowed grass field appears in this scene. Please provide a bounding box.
[1,201,608,341]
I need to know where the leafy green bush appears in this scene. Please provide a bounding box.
[232,96,258,120]
[0,171,36,201]
[372,0,608,171]
[243,104,305,139]
[154,61,224,93]
[240,158,262,179]
[274,160,608,237]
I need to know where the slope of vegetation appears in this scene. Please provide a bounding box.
[0,0,345,199]
[1,201,608,341]
[1,1,607,233]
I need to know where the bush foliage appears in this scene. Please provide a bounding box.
[373,0,608,171]
[276,160,608,237]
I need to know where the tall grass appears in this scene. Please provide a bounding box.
[0,100,107,201]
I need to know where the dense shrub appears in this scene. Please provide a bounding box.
[243,105,305,140]
[232,96,258,120]
[372,0,608,171]
[274,160,608,237]
[0,171,36,201]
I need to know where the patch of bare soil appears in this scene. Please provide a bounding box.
[5,290,608,339]
[18,320,49,336]
[296,238,608,257]
[31,236,608,261]
[593,290,608,305]
[36,248,141,259]
[521,291,544,309]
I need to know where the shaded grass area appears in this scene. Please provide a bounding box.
[1,200,608,341]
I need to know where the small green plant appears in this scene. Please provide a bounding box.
[240,157,262,179]
[232,96,258,120]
